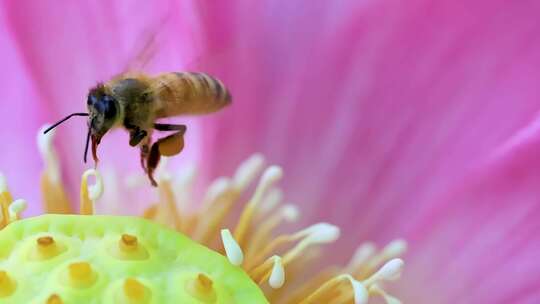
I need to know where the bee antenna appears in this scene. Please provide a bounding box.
[83,127,91,163]
[43,112,89,134]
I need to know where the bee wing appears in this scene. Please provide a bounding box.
[120,19,165,74]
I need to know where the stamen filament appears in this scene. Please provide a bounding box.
[156,178,183,230]
[232,154,265,191]
[255,188,284,220]
[245,204,298,264]
[369,284,402,304]
[346,242,376,272]
[38,126,71,214]
[300,274,368,304]
[356,239,407,278]
[234,166,283,246]
[0,173,12,227]
[282,223,340,265]
[192,186,237,244]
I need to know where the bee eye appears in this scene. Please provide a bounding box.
[102,95,114,103]
[102,96,117,119]
[87,95,96,105]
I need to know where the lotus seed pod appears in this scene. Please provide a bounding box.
[0,214,267,303]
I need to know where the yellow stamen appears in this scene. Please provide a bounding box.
[249,256,274,281]
[234,166,283,246]
[192,181,236,244]
[38,126,71,214]
[192,154,266,245]
[356,240,406,278]
[0,173,13,228]
[281,223,340,265]
[281,268,337,304]
[172,162,197,211]
[155,177,182,230]
[346,242,376,273]
[255,188,284,220]
[300,274,368,304]
[232,153,266,191]
[245,204,298,263]
[369,284,402,304]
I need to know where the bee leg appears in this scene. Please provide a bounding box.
[153,123,187,132]
[129,128,148,147]
[146,128,187,187]
[140,144,150,171]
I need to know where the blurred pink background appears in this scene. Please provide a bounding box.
[1,1,539,303]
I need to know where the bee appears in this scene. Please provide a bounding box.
[44,72,232,186]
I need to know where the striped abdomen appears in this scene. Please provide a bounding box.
[152,72,232,118]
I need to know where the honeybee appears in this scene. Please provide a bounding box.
[44,71,232,186]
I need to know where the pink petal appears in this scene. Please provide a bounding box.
[0,20,46,215]
[399,119,540,303]
[196,0,540,248]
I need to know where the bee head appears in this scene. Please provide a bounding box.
[87,84,118,138]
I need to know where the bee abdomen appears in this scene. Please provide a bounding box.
[176,72,231,105]
[153,72,231,117]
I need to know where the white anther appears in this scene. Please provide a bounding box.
[340,275,369,304]
[233,153,265,190]
[364,259,404,286]
[157,157,172,181]
[0,172,7,193]
[172,163,198,209]
[369,285,402,304]
[248,166,283,208]
[221,229,244,266]
[347,242,377,270]
[258,188,283,215]
[381,239,407,259]
[82,169,103,201]
[282,204,299,222]
[204,177,231,203]
[175,162,197,185]
[269,256,285,289]
[298,223,340,244]
[37,125,61,183]
[159,172,172,181]
[8,199,27,222]
[37,125,54,155]
[173,162,197,196]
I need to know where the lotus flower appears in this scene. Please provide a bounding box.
[1,1,539,303]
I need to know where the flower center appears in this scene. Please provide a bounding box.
[0,126,408,303]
